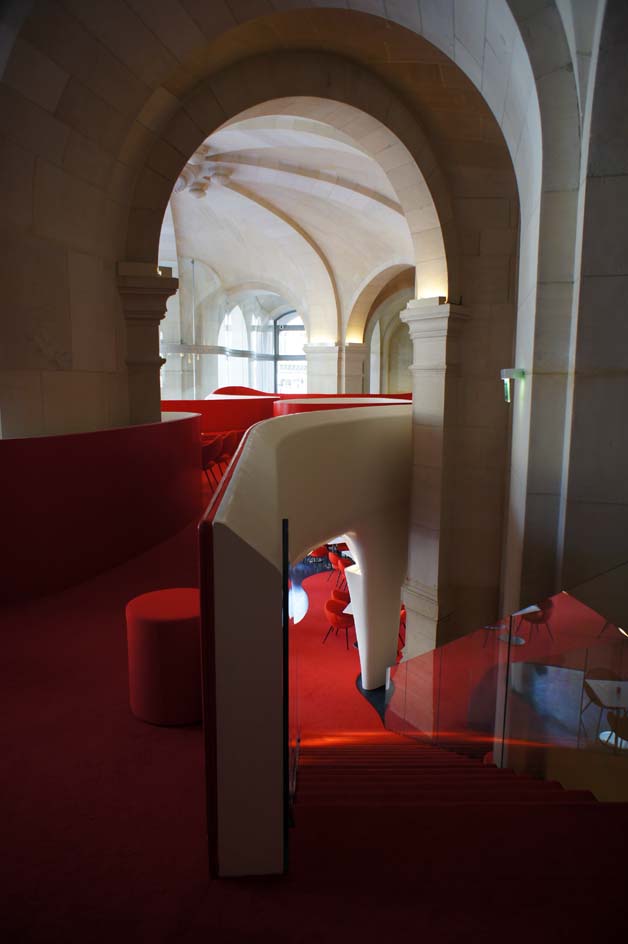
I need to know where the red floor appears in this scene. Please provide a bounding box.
[291,570,383,738]
[2,506,628,942]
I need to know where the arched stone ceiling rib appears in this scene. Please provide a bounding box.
[222,178,340,342]
[205,153,403,214]
[163,92,424,344]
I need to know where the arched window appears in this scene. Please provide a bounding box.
[217,305,249,387]
[218,304,248,349]
[274,311,306,393]
[370,321,381,394]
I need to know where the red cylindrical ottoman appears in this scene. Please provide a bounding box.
[125,587,201,725]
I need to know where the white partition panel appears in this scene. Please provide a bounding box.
[204,404,412,876]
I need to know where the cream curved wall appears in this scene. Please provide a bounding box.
[208,403,412,875]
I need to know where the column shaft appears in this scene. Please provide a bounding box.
[117,262,179,424]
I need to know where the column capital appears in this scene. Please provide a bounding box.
[117,261,179,425]
[400,297,468,340]
[117,261,179,325]
[303,343,340,357]
[343,342,368,356]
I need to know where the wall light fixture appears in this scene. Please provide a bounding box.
[500,368,525,403]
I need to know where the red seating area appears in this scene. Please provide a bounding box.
[164,392,412,499]
[162,398,276,434]
[200,428,245,490]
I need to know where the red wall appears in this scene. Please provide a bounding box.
[213,386,411,402]
[162,394,412,433]
[0,414,201,605]
[272,399,408,416]
[161,399,276,433]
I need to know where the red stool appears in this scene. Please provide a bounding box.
[332,588,350,605]
[126,588,201,725]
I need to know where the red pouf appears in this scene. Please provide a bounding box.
[125,587,201,725]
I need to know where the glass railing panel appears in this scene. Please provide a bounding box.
[287,565,301,804]
[386,569,628,798]
[386,618,512,760]
[435,624,511,756]
[502,630,628,798]
[491,591,628,797]
[281,518,300,839]
[385,658,408,731]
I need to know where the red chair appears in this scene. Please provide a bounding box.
[309,546,328,559]
[326,549,338,582]
[606,711,628,752]
[214,429,240,477]
[201,434,225,488]
[519,598,554,641]
[398,604,407,653]
[323,598,355,650]
[329,551,353,589]
[332,588,350,605]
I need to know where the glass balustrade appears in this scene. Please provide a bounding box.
[385,572,628,800]
[282,519,301,830]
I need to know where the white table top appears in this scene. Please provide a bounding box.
[586,679,628,710]
[343,602,353,615]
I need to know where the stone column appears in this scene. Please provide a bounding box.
[304,344,341,393]
[117,262,179,424]
[400,297,468,659]
[343,343,368,394]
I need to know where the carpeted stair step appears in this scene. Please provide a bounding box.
[295,739,598,809]
[297,784,587,798]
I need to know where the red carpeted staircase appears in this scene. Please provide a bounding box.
[296,732,597,807]
[289,731,628,944]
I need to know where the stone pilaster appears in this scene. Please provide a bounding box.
[304,343,341,393]
[400,297,468,656]
[117,262,179,424]
[343,343,368,393]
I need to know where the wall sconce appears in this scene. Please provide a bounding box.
[500,368,525,403]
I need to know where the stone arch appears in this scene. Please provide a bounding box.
[386,319,413,395]
[345,264,414,344]
[124,54,452,302]
[363,269,416,343]
[119,3,580,613]
[0,0,555,636]
[223,281,301,321]
[121,40,520,639]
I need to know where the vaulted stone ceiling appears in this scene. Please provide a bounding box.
[158,109,414,341]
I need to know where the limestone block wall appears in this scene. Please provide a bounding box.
[0,1,613,640]
[562,0,628,593]
[0,0,133,437]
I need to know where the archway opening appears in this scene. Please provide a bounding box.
[155,93,445,399]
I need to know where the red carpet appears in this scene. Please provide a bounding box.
[2,503,628,941]
[291,570,383,738]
